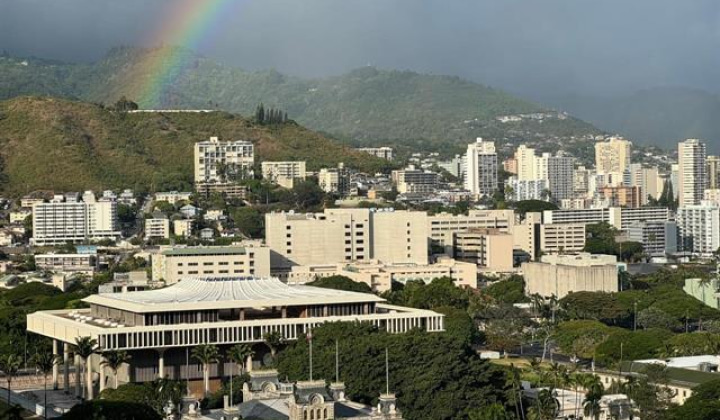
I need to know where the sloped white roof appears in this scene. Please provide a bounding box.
[84,277,383,313]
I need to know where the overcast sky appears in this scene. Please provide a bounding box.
[1,0,719,99]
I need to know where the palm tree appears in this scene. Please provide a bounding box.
[582,376,604,420]
[505,364,526,420]
[100,350,131,390]
[192,344,220,397]
[0,354,21,405]
[31,352,55,420]
[528,388,558,420]
[262,331,285,360]
[71,336,98,401]
[226,344,254,408]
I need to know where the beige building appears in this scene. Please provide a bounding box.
[522,253,619,299]
[595,136,632,180]
[453,229,514,272]
[154,191,192,205]
[145,216,170,240]
[540,224,586,255]
[678,139,707,207]
[173,219,194,238]
[391,166,439,194]
[357,147,394,160]
[318,165,349,195]
[262,161,307,189]
[9,208,32,224]
[708,155,720,189]
[281,257,476,292]
[194,137,254,184]
[36,253,96,274]
[265,209,428,269]
[151,245,271,283]
[513,212,543,259]
[428,209,515,253]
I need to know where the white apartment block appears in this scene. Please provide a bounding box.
[543,207,671,230]
[151,245,271,283]
[154,191,193,205]
[595,136,632,178]
[194,136,254,184]
[318,165,350,195]
[265,208,428,269]
[428,209,515,252]
[145,216,170,240]
[626,221,678,257]
[465,138,498,197]
[391,166,439,194]
[540,223,587,255]
[261,161,307,189]
[506,178,547,202]
[32,195,121,246]
[35,253,97,274]
[677,202,720,257]
[678,139,707,207]
[357,147,394,160]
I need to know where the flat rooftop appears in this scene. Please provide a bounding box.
[84,276,384,313]
[161,247,247,256]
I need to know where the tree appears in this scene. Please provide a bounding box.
[583,380,603,420]
[484,276,529,304]
[31,352,56,420]
[263,331,285,360]
[513,200,558,216]
[637,307,682,331]
[468,403,513,420]
[0,353,21,406]
[226,344,254,408]
[308,275,373,293]
[230,207,264,238]
[114,96,139,112]
[528,388,559,420]
[60,400,161,420]
[71,337,98,401]
[192,344,220,397]
[100,350,131,389]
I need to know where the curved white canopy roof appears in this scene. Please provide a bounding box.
[84,276,384,313]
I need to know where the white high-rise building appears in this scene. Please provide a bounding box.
[677,201,719,256]
[506,178,547,202]
[595,136,632,179]
[515,145,537,181]
[32,193,121,246]
[194,137,254,184]
[465,138,498,197]
[678,139,707,207]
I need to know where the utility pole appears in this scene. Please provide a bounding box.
[633,301,638,331]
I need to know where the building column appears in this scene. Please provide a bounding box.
[63,343,70,393]
[157,349,166,379]
[86,354,94,401]
[245,354,253,373]
[281,307,287,318]
[52,340,59,390]
[99,364,106,393]
[74,355,81,398]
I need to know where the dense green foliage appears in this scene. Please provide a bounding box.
[59,400,161,420]
[666,379,720,419]
[584,222,644,261]
[484,276,530,304]
[0,48,603,160]
[0,96,389,195]
[512,200,558,215]
[307,275,373,293]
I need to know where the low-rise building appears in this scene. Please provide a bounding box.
[452,229,514,272]
[35,253,97,274]
[204,209,226,221]
[9,208,32,224]
[151,245,271,284]
[154,191,193,205]
[428,210,515,253]
[505,178,548,202]
[391,166,439,194]
[627,220,678,257]
[281,258,477,292]
[145,214,170,240]
[357,147,394,160]
[318,164,350,195]
[262,161,307,189]
[599,186,643,208]
[539,223,586,255]
[179,204,199,219]
[522,253,619,299]
[677,202,720,256]
[173,219,194,238]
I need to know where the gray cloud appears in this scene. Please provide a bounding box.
[1,0,719,98]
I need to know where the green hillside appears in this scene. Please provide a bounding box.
[0,47,601,156]
[0,96,389,196]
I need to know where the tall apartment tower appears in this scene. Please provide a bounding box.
[194,137,254,184]
[547,154,575,201]
[707,155,720,190]
[595,137,632,183]
[678,139,707,207]
[465,138,498,197]
[515,145,537,181]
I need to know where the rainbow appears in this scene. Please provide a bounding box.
[136,0,242,108]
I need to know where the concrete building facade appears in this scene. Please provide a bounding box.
[262,161,307,189]
[677,202,720,256]
[522,253,619,299]
[151,246,271,284]
[465,138,498,197]
[194,137,254,184]
[32,195,121,246]
[452,229,514,272]
[678,139,707,207]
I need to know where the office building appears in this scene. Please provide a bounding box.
[35,253,97,275]
[318,165,350,195]
[595,137,632,180]
[452,229,514,272]
[677,202,720,256]
[539,224,587,255]
[465,138,498,197]
[144,214,170,240]
[543,207,671,230]
[266,209,428,269]
[428,210,515,252]
[31,194,120,246]
[506,178,548,202]
[262,161,307,189]
[391,166,439,194]
[708,156,720,190]
[194,136,254,184]
[522,253,619,299]
[281,258,477,292]
[151,245,271,284]
[357,147,394,160]
[678,139,707,207]
[27,276,444,398]
[626,221,678,257]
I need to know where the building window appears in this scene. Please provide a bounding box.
[189,271,198,275]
